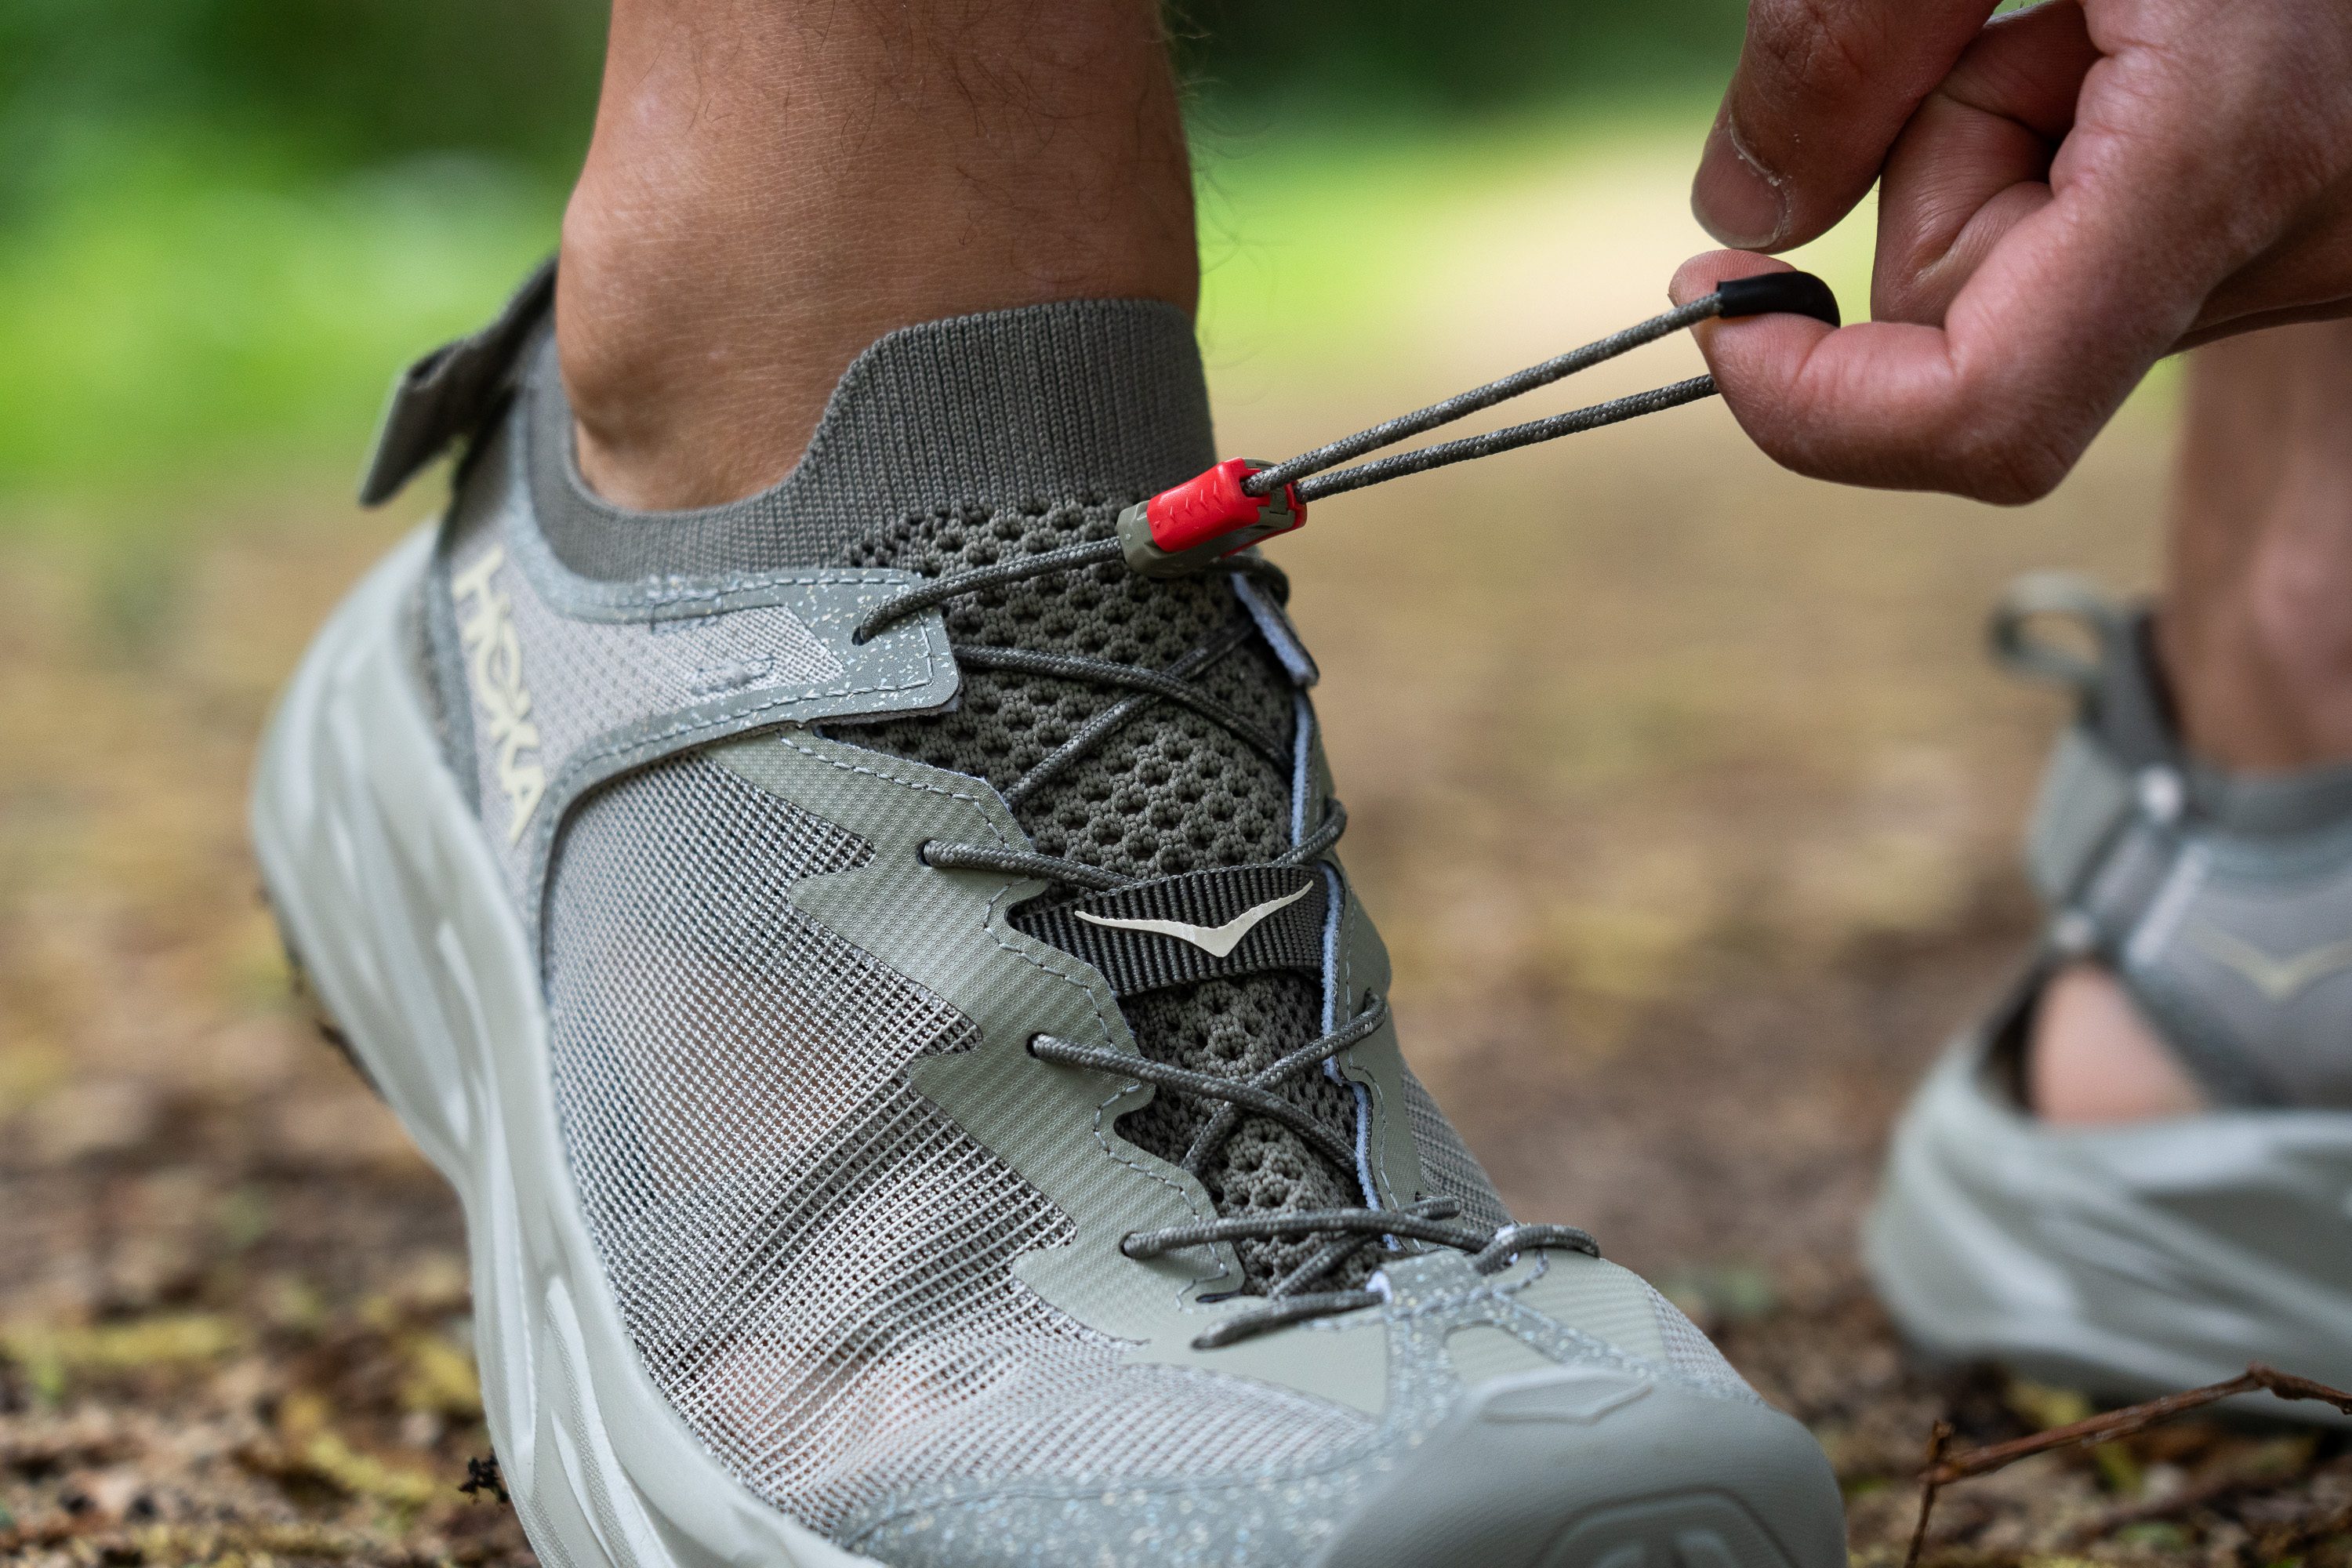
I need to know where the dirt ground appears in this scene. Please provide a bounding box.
[2,339,2347,1564]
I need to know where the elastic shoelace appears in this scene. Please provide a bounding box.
[850,271,1833,1345]
[1114,270,1838,572]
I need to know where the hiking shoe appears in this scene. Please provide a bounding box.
[1867,574,2352,1422]
[252,263,1846,1566]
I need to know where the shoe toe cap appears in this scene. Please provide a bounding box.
[1312,1370,1846,1568]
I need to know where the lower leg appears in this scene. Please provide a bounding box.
[556,0,1199,512]
[2033,319,2352,1121]
[2157,321,2352,769]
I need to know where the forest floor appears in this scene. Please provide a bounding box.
[3,137,2346,1567]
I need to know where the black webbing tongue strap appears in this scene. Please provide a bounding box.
[1014,866,1327,998]
[358,258,556,506]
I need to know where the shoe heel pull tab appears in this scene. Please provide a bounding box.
[358,258,557,506]
[1989,571,2129,701]
[1118,458,1307,576]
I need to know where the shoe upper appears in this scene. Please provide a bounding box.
[1995,573,2352,1109]
[377,268,1768,1559]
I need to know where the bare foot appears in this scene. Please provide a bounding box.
[2026,962,2207,1123]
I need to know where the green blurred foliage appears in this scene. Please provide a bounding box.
[1172,0,1743,115]
[0,0,1747,503]
[0,0,604,204]
[0,0,1740,198]
[0,0,605,501]
[0,143,558,500]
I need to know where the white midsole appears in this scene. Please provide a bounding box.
[1865,1037,2352,1425]
[250,528,884,1568]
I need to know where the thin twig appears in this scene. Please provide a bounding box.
[1900,1365,2352,1568]
[1902,1421,1952,1568]
[1924,1365,2352,1487]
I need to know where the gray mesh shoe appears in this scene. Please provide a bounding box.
[254,263,1846,1566]
[1867,574,2352,1421]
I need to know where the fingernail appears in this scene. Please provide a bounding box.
[1692,115,1788,251]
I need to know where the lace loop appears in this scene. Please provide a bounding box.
[1238,271,1838,506]
[918,841,1132,892]
[1122,1198,1486,1261]
[1470,1221,1602,1272]
[1243,296,1722,500]
[855,536,1124,644]
[1032,1032,1365,1180]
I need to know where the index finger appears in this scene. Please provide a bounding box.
[1674,117,2230,506]
[1672,216,2181,506]
[1693,0,1998,250]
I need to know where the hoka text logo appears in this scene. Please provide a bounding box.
[452,546,547,844]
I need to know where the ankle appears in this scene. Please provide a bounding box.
[2027,963,2206,1123]
[2157,558,2352,775]
[554,0,1197,514]
[2160,320,2352,772]
[554,190,823,512]
[552,208,707,513]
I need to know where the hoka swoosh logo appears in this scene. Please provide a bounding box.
[1074,884,1313,957]
[2190,924,2352,1002]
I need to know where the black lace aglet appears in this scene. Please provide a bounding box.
[1713,269,1842,328]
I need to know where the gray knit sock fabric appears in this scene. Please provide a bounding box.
[525,299,1218,579]
[521,300,1368,1294]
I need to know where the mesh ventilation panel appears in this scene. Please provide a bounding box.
[446,523,841,900]
[1122,978,1372,1288]
[842,499,1294,878]
[1399,1066,1512,1233]
[545,753,1367,1530]
[1641,1282,1762,1403]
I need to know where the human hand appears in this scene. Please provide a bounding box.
[1671,0,2352,502]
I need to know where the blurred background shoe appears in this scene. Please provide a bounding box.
[1867,572,2352,1423]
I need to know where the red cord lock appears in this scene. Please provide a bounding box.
[1117,458,1307,576]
